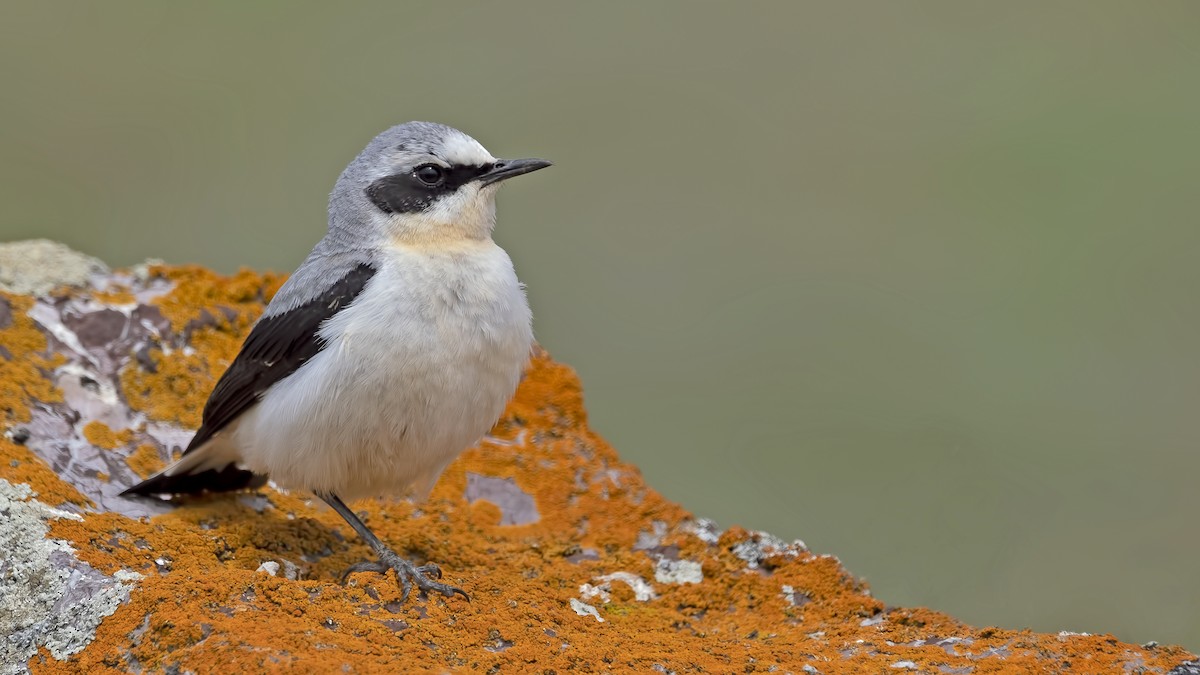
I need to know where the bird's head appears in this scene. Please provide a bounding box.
[329,122,551,247]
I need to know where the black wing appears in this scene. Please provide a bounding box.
[121,263,376,497]
[191,263,377,452]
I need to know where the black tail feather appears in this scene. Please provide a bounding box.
[121,465,267,498]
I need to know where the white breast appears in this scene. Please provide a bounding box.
[234,241,533,501]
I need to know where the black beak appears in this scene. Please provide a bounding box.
[477,158,553,187]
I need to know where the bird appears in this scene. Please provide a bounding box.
[122,121,550,602]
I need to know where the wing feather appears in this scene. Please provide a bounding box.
[122,262,378,497]
[187,262,378,453]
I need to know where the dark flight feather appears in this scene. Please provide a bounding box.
[122,263,378,497]
[121,463,268,497]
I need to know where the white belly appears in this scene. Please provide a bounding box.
[234,242,533,501]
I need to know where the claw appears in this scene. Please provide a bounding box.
[339,560,386,584]
[339,549,468,603]
[396,571,413,604]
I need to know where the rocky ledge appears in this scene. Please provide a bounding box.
[1,241,1196,674]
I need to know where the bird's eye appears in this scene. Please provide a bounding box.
[414,164,445,186]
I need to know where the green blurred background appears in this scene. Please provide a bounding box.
[2,1,1197,649]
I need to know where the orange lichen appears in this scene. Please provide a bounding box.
[125,443,166,479]
[0,439,90,507]
[147,264,284,334]
[82,420,133,450]
[92,289,137,305]
[1,267,1193,674]
[120,348,215,429]
[117,265,284,429]
[0,292,85,507]
[0,293,64,425]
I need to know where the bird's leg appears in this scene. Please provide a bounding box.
[320,493,468,603]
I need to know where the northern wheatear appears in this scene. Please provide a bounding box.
[123,122,550,601]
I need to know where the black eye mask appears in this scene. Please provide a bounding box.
[364,163,493,214]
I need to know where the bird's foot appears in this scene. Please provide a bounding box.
[339,548,469,603]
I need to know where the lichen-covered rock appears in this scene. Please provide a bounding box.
[1,249,1196,674]
[0,240,108,297]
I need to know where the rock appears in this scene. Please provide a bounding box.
[0,240,108,296]
[0,481,141,672]
[255,561,281,577]
[0,243,1196,674]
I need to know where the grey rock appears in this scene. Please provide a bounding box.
[464,472,540,526]
[0,240,108,296]
[0,480,141,675]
